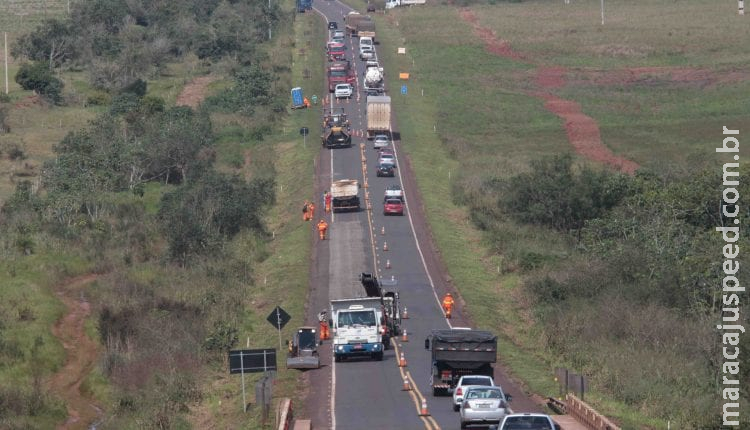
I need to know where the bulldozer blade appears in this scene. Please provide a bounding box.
[286,357,321,369]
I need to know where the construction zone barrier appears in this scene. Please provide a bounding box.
[277,398,293,430]
[419,399,429,416]
[402,378,411,391]
[401,330,408,342]
[381,226,385,235]
[386,259,391,269]
[402,307,408,319]
[383,241,388,251]
[399,352,406,367]
[565,394,621,430]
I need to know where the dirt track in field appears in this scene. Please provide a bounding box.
[175,76,215,108]
[48,274,102,430]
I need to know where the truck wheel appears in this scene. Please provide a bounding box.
[453,404,460,412]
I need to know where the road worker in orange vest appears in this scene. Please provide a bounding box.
[442,293,455,319]
[317,219,328,240]
[318,310,330,341]
[307,202,316,220]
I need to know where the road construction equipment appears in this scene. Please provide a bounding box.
[286,327,321,369]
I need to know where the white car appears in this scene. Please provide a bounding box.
[332,30,345,39]
[497,413,558,430]
[373,134,390,149]
[334,83,353,99]
[453,375,495,411]
[359,45,375,60]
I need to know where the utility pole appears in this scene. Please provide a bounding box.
[600,0,605,25]
[268,0,272,40]
[4,32,8,95]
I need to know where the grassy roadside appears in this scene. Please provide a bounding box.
[188,10,327,428]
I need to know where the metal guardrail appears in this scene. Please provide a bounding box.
[547,396,567,414]
[277,398,293,430]
[565,394,620,430]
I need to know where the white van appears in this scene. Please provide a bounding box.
[359,36,374,49]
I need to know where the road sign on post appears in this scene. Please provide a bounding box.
[300,127,309,148]
[267,306,291,352]
[229,348,277,413]
[401,84,407,95]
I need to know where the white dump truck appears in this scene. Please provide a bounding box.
[330,298,385,361]
[330,179,360,212]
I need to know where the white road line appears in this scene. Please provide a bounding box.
[389,119,453,328]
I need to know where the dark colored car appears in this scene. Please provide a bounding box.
[328,21,338,29]
[376,162,395,177]
[383,198,404,215]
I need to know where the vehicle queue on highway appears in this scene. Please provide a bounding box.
[290,6,565,429]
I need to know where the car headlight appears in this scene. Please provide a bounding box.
[338,346,344,351]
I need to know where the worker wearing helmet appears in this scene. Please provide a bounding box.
[317,219,328,240]
[442,293,455,319]
[302,201,310,221]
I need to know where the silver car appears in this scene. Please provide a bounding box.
[459,386,512,429]
[373,134,390,149]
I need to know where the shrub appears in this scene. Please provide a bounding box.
[120,78,147,97]
[109,93,141,115]
[86,91,111,106]
[14,62,64,105]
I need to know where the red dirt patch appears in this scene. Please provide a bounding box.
[536,66,566,89]
[458,8,643,174]
[536,92,639,174]
[48,274,102,430]
[14,94,45,109]
[176,76,215,108]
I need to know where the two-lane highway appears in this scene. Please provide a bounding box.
[306,2,543,429]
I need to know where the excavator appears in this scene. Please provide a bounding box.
[286,327,321,369]
[321,107,352,148]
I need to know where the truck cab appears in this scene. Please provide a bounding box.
[331,300,385,362]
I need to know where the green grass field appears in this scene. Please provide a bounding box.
[366,1,749,428]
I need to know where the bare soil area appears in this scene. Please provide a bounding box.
[175,76,215,108]
[48,274,102,430]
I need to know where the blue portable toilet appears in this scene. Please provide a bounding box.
[291,87,304,109]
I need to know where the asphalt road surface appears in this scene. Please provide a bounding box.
[302,2,544,429]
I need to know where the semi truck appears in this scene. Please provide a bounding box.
[385,0,426,8]
[331,298,385,361]
[360,273,401,347]
[330,179,360,211]
[345,12,375,39]
[366,95,391,139]
[425,329,497,396]
[363,61,384,95]
[327,61,356,93]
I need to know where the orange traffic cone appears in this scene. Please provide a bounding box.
[383,241,388,251]
[402,378,411,391]
[402,330,408,342]
[402,307,409,319]
[419,399,430,416]
[386,259,391,269]
[399,352,406,367]
[381,226,385,235]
